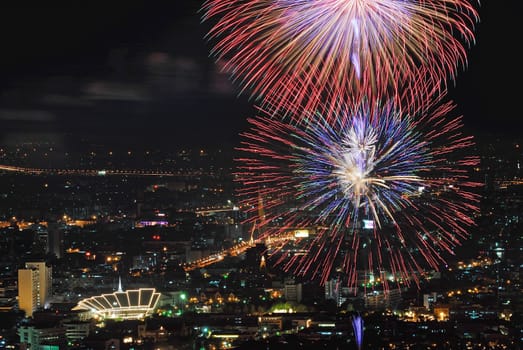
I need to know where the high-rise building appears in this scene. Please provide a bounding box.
[325,279,350,307]
[25,262,52,308]
[325,279,340,303]
[324,278,357,307]
[46,222,63,259]
[17,268,39,317]
[284,278,302,303]
[17,261,52,317]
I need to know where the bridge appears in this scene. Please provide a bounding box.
[181,224,314,272]
[0,164,204,177]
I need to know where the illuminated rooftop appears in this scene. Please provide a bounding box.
[73,287,161,320]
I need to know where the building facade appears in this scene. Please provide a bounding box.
[18,261,52,317]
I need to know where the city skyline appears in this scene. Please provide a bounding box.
[0,2,521,149]
[1,4,521,349]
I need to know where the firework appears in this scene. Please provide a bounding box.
[201,0,479,120]
[352,314,364,350]
[235,98,481,289]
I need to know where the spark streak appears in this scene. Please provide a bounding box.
[202,0,479,121]
[235,98,481,289]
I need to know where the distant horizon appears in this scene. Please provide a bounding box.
[0,126,521,153]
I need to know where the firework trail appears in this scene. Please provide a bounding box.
[201,0,479,121]
[235,97,481,289]
[352,314,364,350]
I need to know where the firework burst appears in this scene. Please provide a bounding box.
[235,98,481,289]
[201,0,479,120]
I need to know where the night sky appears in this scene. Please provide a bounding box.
[0,2,521,148]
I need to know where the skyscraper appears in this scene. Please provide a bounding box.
[17,261,52,317]
[17,268,39,318]
[46,222,63,259]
